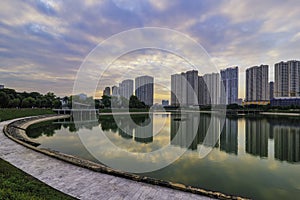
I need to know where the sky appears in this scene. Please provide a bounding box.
[1,0,300,102]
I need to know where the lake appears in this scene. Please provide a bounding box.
[26,112,300,199]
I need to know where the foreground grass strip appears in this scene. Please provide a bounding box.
[0,159,76,200]
[0,109,55,122]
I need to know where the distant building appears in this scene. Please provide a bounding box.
[275,60,300,97]
[171,74,179,106]
[246,65,269,102]
[103,87,111,96]
[78,93,87,101]
[269,81,274,100]
[135,75,154,106]
[60,97,69,108]
[162,100,169,106]
[171,73,184,106]
[119,79,133,100]
[198,76,207,105]
[271,97,300,107]
[171,70,198,107]
[0,85,4,89]
[243,101,270,106]
[185,70,199,106]
[220,66,239,105]
[203,73,220,105]
[112,86,119,96]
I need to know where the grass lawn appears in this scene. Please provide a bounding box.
[0,108,76,199]
[0,159,76,200]
[0,108,55,122]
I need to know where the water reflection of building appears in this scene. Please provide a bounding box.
[99,114,153,142]
[170,113,222,150]
[245,118,269,158]
[270,118,300,163]
[117,117,133,139]
[134,117,153,143]
[220,118,238,155]
[196,113,210,145]
[170,113,199,150]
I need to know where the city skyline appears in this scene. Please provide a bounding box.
[102,59,299,105]
[1,1,300,102]
[103,75,154,106]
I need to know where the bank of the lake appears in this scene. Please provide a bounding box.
[0,109,75,200]
[1,116,215,200]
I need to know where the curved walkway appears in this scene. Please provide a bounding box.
[0,118,212,200]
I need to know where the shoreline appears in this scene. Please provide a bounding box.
[98,110,300,117]
[260,112,300,116]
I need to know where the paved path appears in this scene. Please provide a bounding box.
[0,119,211,200]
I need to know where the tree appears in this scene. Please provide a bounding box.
[102,95,111,108]
[227,104,240,110]
[29,92,42,99]
[35,98,42,108]
[8,98,20,108]
[1,88,17,99]
[95,99,101,109]
[21,97,36,108]
[0,92,9,108]
[53,99,62,109]
[129,95,148,109]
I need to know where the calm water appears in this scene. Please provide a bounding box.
[26,113,300,199]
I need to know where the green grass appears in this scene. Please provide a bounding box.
[0,159,76,200]
[0,108,55,122]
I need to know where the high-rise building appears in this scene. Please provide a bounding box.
[269,81,274,100]
[119,79,133,100]
[0,85,4,89]
[246,65,269,101]
[111,86,119,96]
[135,75,154,106]
[103,87,111,96]
[171,73,181,106]
[185,70,199,106]
[275,60,300,97]
[180,72,187,105]
[220,66,238,105]
[198,76,207,105]
[171,70,198,106]
[172,70,221,106]
[203,73,220,105]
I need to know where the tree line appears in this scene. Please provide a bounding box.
[0,88,62,109]
[0,88,149,110]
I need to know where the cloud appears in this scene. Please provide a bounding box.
[0,0,300,100]
[36,0,60,16]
